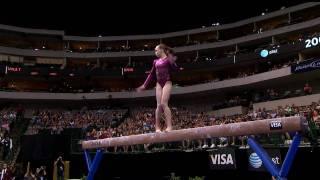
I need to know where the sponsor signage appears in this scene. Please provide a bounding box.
[259,48,279,58]
[209,148,236,170]
[291,58,320,73]
[248,149,281,171]
[5,66,23,74]
[270,121,282,130]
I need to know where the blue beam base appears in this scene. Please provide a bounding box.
[248,132,301,180]
[84,149,104,180]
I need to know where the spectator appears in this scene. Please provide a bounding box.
[1,136,11,161]
[1,163,13,180]
[54,156,64,180]
[304,83,312,95]
[35,166,47,180]
[24,162,36,180]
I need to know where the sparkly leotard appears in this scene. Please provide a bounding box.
[143,57,180,88]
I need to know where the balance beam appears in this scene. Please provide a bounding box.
[82,116,306,149]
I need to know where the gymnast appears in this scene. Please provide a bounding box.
[137,44,183,132]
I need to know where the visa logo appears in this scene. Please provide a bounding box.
[210,154,234,165]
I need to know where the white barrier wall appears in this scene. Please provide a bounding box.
[253,93,320,111]
[208,106,248,117]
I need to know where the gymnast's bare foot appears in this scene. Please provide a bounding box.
[164,127,172,132]
[156,129,162,133]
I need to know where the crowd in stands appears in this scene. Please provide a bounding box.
[24,81,318,150]
[0,108,18,132]
[0,107,21,162]
[26,107,127,135]
[0,161,48,180]
[78,99,320,152]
